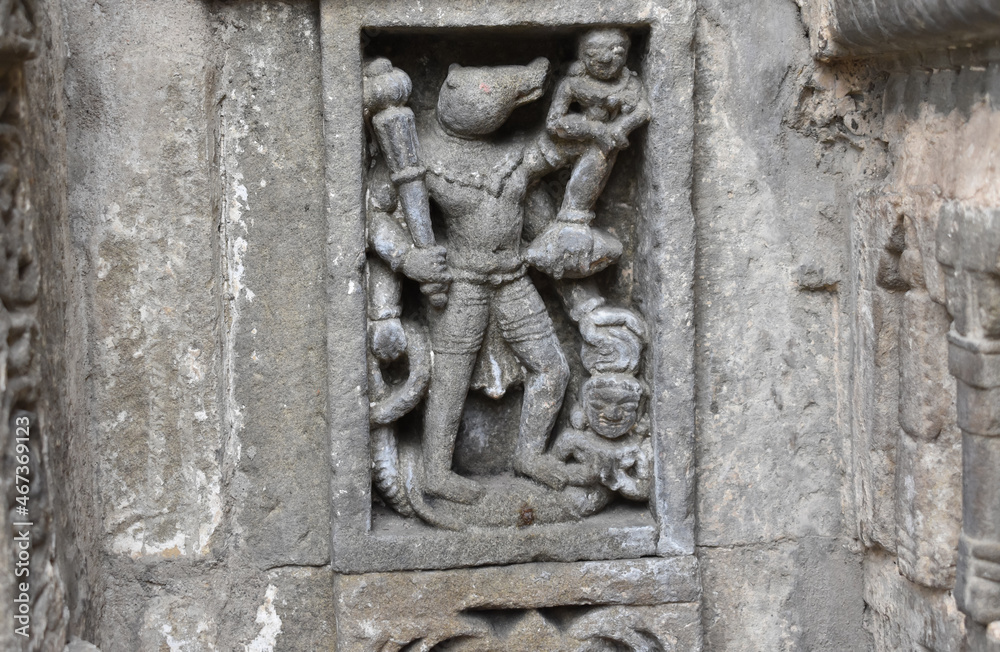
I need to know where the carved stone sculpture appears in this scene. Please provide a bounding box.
[936,202,1000,636]
[526,28,650,279]
[362,58,443,519]
[361,31,652,530]
[551,374,652,511]
[324,0,695,573]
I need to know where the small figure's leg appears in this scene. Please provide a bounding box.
[558,146,618,222]
[494,278,572,488]
[422,281,490,503]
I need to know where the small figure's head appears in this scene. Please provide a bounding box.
[581,373,643,439]
[436,57,549,137]
[578,28,630,81]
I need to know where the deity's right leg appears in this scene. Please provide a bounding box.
[423,280,491,503]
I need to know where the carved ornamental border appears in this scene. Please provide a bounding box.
[321,0,695,573]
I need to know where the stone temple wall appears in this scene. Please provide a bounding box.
[796,0,1000,648]
[2,0,997,650]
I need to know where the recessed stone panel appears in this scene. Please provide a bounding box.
[321,0,696,574]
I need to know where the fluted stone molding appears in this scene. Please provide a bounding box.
[936,203,1000,644]
[821,0,1000,57]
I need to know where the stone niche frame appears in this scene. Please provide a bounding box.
[321,0,695,574]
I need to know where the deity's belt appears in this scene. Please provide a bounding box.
[450,264,527,287]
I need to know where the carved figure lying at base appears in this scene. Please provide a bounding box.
[552,373,652,507]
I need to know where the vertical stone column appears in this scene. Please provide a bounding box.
[889,209,962,589]
[936,202,1000,647]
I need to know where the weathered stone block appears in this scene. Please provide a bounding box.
[139,595,219,652]
[700,539,867,652]
[215,0,331,571]
[334,558,700,651]
[863,550,965,651]
[894,430,962,588]
[250,567,337,652]
[64,0,224,562]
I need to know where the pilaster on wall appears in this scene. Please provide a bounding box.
[938,204,1000,649]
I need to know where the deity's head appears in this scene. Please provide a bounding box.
[580,373,643,439]
[436,57,549,137]
[578,28,629,81]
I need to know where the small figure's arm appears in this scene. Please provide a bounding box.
[367,173,450,288]
[606,75,651,148]
[545,77,620,152]
[365,177,406,362]
[546,78,596,141]
[366,170,449,361]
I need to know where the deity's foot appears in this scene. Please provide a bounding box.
[561,463,598,487]
[514,453,570,491]
[423,470,485,504]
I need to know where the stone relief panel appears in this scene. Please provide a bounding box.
[322,1,695,573]
[362,29,651,530]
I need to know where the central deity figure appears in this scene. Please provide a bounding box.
[420,58,571,503]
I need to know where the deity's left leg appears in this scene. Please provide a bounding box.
[559,146,618,220]
[494,276,571,488]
